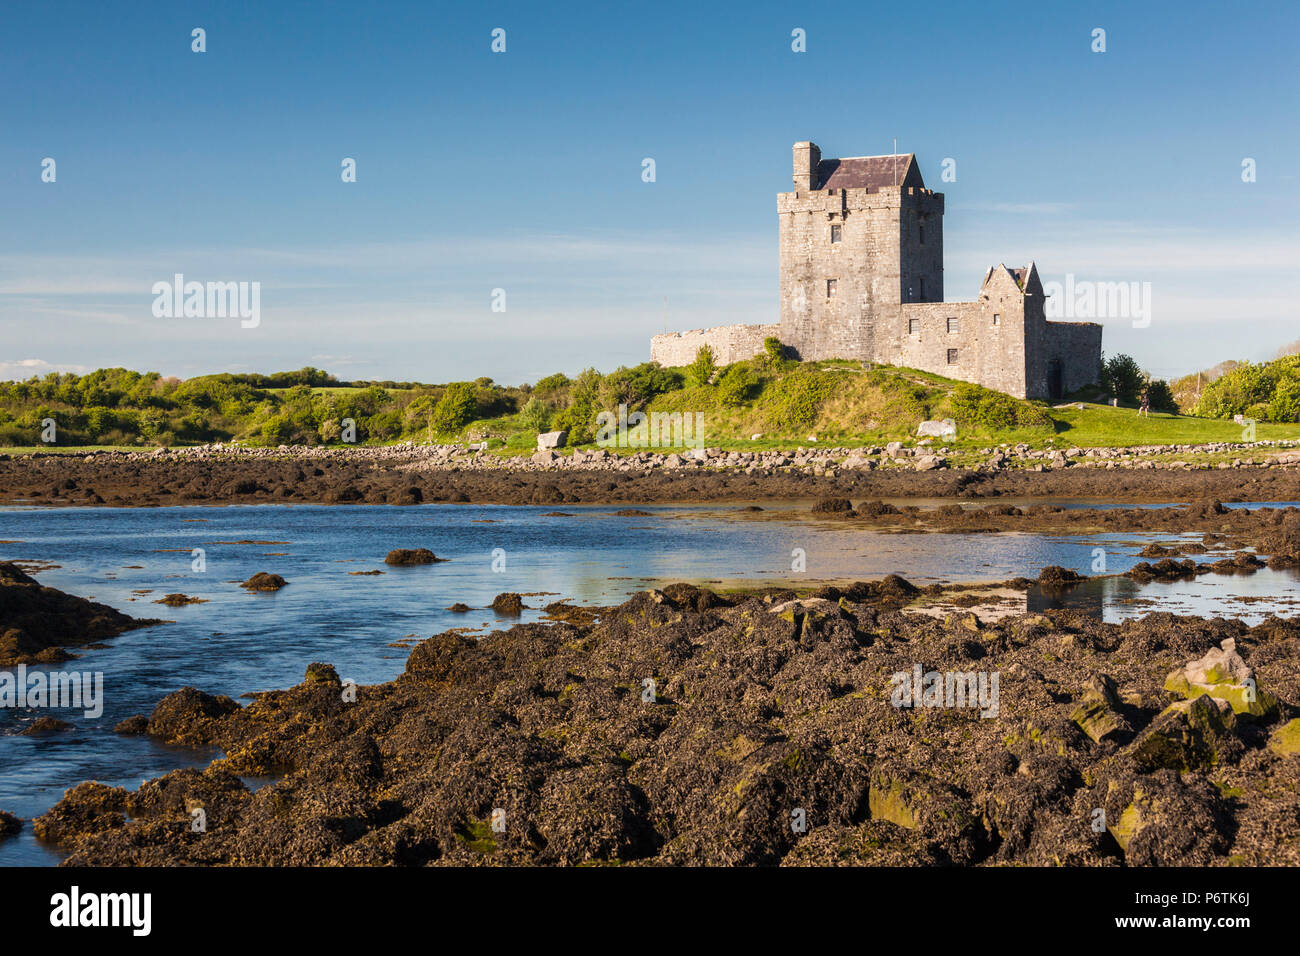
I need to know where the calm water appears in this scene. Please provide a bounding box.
[1,500,1297,866]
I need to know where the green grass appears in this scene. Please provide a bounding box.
[1047,404,1300,447]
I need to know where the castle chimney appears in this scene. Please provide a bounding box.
[793,141,820,192]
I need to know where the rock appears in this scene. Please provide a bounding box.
[536,430,568,450]
[1267,719,1300,758]
[1129,695,1239,772]
[1037,566,1084,589]
[113,714,149,735]
[916,418,957,440]
[532,449,558,464]
[383,548,445,566]
[152,593,205,606]
[811,498,853,514]
[240,572,287,591]
[1164,638,1278,717]
[1071,674,1130,744]
[146,687,240,745]
[914,455,946,472]
[19,716,72,736]
[304,662,341,686]
[0,810,20,840]
[446,603,471,613]
[0,561,160,666]
[491,592,525,615]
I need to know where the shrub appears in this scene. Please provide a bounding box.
[518,397,550,433]
[758,369,834,428]
[951,383,1053,432]
[429,382,478,435]
[688,345,716,387]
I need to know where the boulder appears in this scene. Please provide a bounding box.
[1070,674,1130,743]
[536,430,568,450]
[1164,638,1278,717]
[916,418,957,440]
[1267,719,1300,758]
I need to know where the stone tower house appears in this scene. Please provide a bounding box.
[650,141,1102,401]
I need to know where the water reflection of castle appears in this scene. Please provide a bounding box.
[1028,576,1135,619]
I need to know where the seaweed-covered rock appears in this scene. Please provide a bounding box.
[1070,673,1130,744]
[1128,695,1241,773]
[491,593,525,616]
[146,687,241,745]
[0,561,159,665]
[384,548,445,566]
[240,572,287,591]
[1268,719,1300,758]
[0,810,20,840]
[18,716,72,736]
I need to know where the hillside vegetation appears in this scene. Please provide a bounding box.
[3,356,1299,454]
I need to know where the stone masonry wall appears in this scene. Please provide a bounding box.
[887,300,1029,397]
[650,323,779,367]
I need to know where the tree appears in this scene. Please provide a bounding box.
[1101,353,1145,404]
[688,345,716,387]
[429,382,478,435]
[518,397,550,433]
[1145,380,1177,413]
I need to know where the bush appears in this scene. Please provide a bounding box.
[688,346,716,387]
[950,383,1053,432]
[715,363,759,408]
[429,382,478,435]
[518,397,550,433]
[758,369,834,428]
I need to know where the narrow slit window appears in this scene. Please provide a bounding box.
[826,278,837,297]
[947,348,959,364]
[830,224,842,243]
[908,318,920,335]
[993,313,1001,326]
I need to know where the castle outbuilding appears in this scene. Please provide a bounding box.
[650,141,1102,400]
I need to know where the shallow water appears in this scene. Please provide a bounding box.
[1,500,1297,866]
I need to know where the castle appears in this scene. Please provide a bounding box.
[650,141,1102,400]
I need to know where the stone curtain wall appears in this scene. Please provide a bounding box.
[649,324,779,367]
[887,302,1029,398]
[1042,321,1104,396]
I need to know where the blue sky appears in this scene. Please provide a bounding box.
[2,0,1297,384]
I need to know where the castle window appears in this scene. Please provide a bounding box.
[826,279,837,297]
[830,224,842,244]
[947,348,959,365]
[919,224,925,245]
[918,277,925,299]
[947,317,959,333]
[993,313,1001,326]
[908,318,920,335]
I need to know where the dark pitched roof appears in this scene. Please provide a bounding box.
[816,153,924,191]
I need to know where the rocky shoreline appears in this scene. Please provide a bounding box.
[3,440,1300,507]
[28,570,1300,866]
